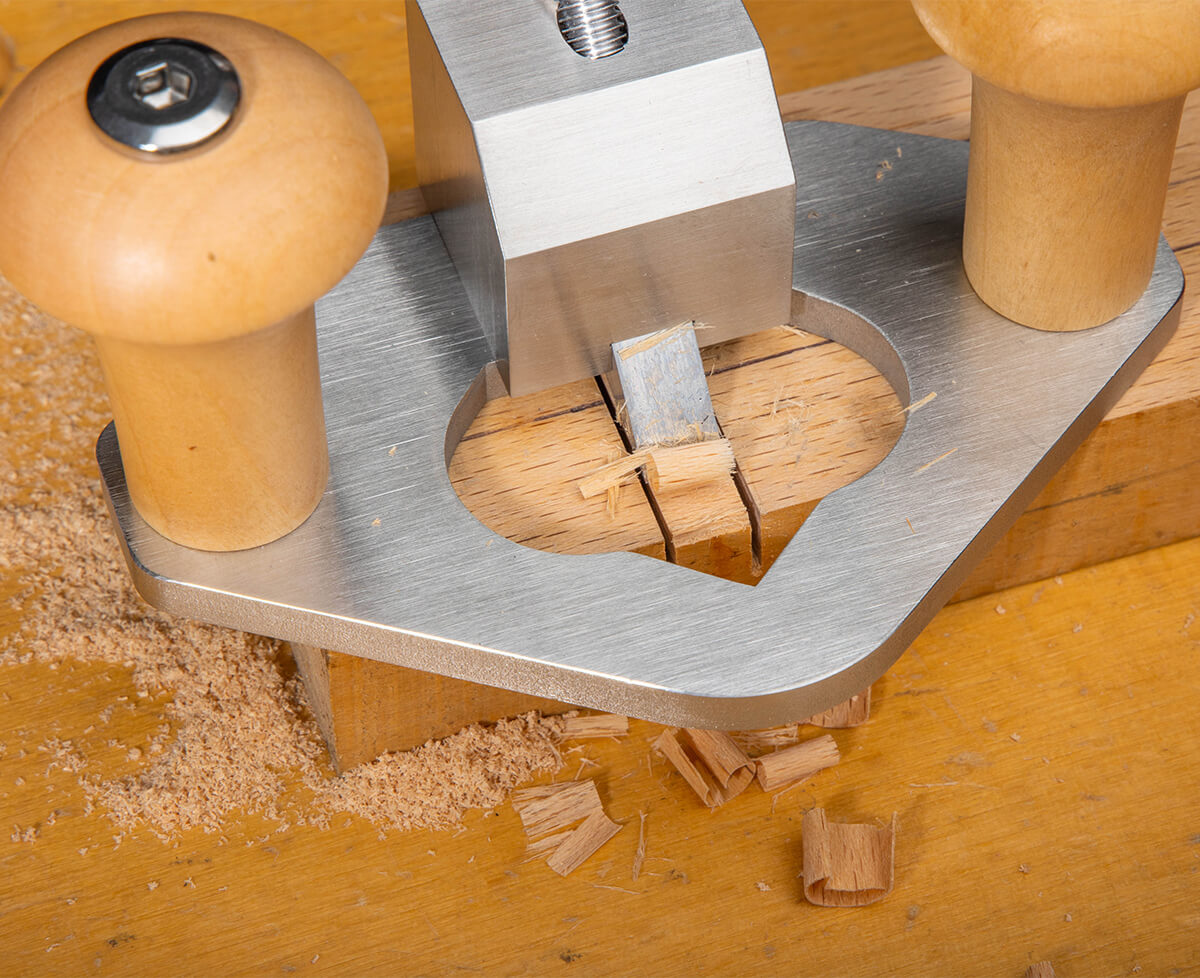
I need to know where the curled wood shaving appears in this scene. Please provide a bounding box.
[801,808,897,907]
[754,734,840,791]
[561,714,629,740]
[805,688,872,728]
[684,729,752,788]
[652,728,754,808]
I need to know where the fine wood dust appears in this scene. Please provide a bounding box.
[0,278,564,841]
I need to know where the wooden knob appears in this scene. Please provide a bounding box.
[0,13,388,550]
[912,1,1200,330]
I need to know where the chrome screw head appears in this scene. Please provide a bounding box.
[87,38,240,154]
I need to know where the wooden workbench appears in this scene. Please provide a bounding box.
[2,4,1199,976]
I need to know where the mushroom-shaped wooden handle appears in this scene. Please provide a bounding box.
[0,13,388,550]
[912,1,1200,330]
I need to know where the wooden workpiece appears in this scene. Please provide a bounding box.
[2,4,1200,974]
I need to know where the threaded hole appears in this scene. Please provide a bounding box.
[557,0,628,60]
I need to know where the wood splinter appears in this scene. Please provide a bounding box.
[653,728,755,807]
[1025,963,1056,978]
[801,807,897,907]
[754,734,840,791]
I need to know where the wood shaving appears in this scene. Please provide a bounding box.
[0,276,565,841]
[1025,963,1056,978]
[511,779,620,876]
[754,734,840,791]
[901,391,937,415]
[578,451,649,498]
[545,810,622,877]
[524,830,574,860]
[915,447,958,474]
[729,725,801,755]
[561,713,629,740]
[579,439,733,500]
[801,808,897,907]
[512,780,602,839]
[805,688,872,728]
[652,728,754,808]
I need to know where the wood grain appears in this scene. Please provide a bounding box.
[0,11,388,342]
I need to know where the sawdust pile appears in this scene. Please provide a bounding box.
[0,278,564,840]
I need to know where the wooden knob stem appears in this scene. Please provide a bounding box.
[95,309,328,551]
[913,0,1200,331]
[965,80,1184,331]
[0,13,388,550]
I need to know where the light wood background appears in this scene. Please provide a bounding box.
[2,4,1199,977]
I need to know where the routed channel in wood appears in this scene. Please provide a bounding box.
[447,308,905,583]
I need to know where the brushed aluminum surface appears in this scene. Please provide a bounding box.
[97,121,1183,729]
[409,0,795,395]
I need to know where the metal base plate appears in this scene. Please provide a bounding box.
[98,121,1183,729]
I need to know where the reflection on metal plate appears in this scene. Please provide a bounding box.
[97,122,1183,729]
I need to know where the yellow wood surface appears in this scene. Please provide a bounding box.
[2,4,1200,976]
[3,538,1199,976]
